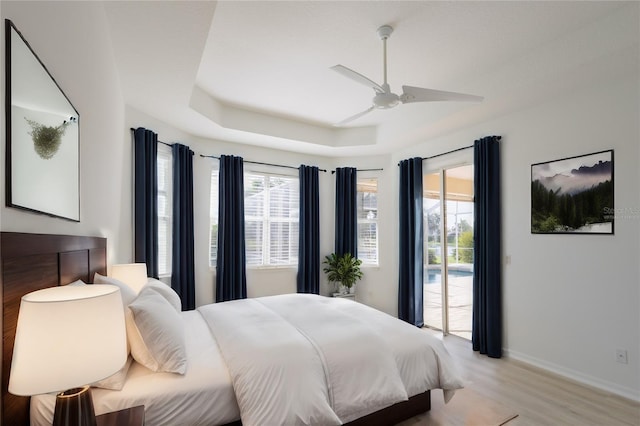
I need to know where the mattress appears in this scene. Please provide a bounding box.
[30,310,240,426]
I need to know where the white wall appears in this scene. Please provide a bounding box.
[387,72,640,399]
[0,2,129,266]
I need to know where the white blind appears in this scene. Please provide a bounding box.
[245,174,266,266]
[210,171,300,268]
[357,177,378,265]
[268,177,299,265]
[209,169,219,267]
[157,145,172,276]
[244,173,299,267]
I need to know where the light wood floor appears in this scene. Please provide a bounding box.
[421,330,640,425]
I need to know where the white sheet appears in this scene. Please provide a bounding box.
[198,294,463,426]
[30,311,239,426]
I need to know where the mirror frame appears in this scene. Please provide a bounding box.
[5,19,80,222]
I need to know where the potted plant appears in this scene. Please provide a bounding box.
[322,252,363,294]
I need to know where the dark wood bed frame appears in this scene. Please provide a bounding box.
[1,232,107,426]
[0,232,430,426]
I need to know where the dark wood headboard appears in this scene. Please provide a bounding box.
[1,232,107,426]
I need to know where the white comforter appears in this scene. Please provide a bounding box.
[197,293,463,426]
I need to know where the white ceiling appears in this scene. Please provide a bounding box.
[103,1,636,157]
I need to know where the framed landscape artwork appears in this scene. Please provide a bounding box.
[531,150,613,234]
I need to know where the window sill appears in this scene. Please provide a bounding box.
[209,266,297,272]
[361,264,380,269]
[248,265,297,271]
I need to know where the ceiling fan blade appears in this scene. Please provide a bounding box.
[401,86,484,103]
[331,65,385,94]
[334,106,375,126]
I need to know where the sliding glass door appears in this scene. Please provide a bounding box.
[423,164,474,339]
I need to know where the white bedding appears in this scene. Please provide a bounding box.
[198,294,463,426]
[30,294,463,426]
[30,311,239,426]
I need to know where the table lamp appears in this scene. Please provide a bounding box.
[109,263,148,293]
[9,284,127,426]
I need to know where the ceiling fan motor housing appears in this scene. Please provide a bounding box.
[373,92,400,109]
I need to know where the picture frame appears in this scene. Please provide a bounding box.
[5,19,80,222]
[531,150,613,234]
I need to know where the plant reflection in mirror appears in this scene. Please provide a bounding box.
[24,118,71,160]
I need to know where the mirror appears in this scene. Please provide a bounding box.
[5,19,80,221]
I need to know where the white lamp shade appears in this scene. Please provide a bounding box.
[110,263,148,294]
[9,285,127,396]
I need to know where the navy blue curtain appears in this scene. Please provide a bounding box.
[472,136,502,358]
[216,155,247,302]
[171,143,195,311]
[334,167,357,257]
[398,158,424,327]
[133,127,159,279]
[297,165,320,294]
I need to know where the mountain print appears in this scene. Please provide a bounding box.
[531,151,613,234]
[536,160,611,196]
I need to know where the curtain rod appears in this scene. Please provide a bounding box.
[396,136,503,165]
[422,136,502,161]
[396,145,473,166]
[130,128,327,172]
[330,168,384,174]
[129,127,172,147]
[200,155,327,173]
[422,144,473,161]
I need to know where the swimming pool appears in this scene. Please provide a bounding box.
[425,268,473,284]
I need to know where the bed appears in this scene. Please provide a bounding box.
[1,232,463,426]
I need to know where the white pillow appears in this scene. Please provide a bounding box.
[94,273,137,307]
[144,278,182,312]
[91,356,133,391]
[126,287,187,374]
[67,279,86,287]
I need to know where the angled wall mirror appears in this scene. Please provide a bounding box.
[5,19,80,221]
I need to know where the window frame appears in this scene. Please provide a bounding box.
[209,167,300,269]
[356,174,379,267]
[245,170,299,269]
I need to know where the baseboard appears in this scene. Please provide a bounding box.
[503,348,640,402]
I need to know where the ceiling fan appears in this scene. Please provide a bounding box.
[331,25,483,126]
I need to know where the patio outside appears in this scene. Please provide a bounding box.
[423,165,474,340]
[424,264,473,340]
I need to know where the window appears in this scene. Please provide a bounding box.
[245,173,299,267]
[357,177,378,265]
[157,144,172,276]
[209,168,219,267]
[208,170,299,268]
